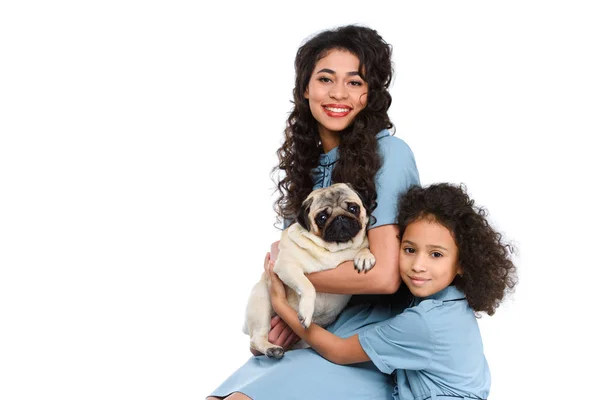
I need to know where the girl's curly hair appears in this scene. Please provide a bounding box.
[397,183,518,316]
[273,25,394,225]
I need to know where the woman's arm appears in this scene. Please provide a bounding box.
[305,136,419,295]
[307,224,401,294]
[267,265,370,365]
[271,137,418,297]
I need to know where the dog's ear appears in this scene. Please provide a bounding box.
[344,183,368,211]
[345,183,376,225]
[296,197,312,232]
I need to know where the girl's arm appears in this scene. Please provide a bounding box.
[267,265,371,365]
[251,247,301,355]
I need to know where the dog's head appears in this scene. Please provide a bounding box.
[296,183,369,244]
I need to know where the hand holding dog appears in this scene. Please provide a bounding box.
[265,253,286,303]
[260,252,300,351]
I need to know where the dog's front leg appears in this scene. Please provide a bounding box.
[273,264,316,329]
[354,247,376,273]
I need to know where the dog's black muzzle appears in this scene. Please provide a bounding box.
[323,215,361,243]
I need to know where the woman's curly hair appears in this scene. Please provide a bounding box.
[273,25,394,225]
[397,183,518,316]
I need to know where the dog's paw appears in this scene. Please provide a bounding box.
[266,346,285,359]
[298,314,312,329]
[354,249,376,273]
[297,302,314,329]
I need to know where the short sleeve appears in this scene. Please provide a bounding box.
[358,308,433,374]
[282,217,293,230]
[369,137,420,229]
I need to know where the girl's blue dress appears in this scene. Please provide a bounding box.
[209,130,420,399]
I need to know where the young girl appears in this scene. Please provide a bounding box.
[208,25,419,400]
[267,183,518,400]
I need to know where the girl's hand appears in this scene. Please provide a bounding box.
[262,252,300,349]
[270,241,280,262]
[264,252,286,302]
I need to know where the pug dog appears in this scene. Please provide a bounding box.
[243,183,376,359]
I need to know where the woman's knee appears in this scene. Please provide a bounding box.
[206,393,252,400]
[227,393,253,400]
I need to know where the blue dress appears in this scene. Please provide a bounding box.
[359,286,491,400]
[209,130,420,399]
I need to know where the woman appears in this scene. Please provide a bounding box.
[208,24,420,400]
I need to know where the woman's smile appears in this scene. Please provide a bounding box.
[322,103,353,117]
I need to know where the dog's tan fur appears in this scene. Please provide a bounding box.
[243,183,375,358]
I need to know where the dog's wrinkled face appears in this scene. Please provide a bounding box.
[297,183,369,243]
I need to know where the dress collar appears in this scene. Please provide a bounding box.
[318,129,391,166]
[413,285,466,306]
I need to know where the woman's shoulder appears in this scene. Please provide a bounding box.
[367,130,421,228]
[376,130,415,159]
[375,131,418,172]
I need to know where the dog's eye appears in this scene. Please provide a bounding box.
[348,203,360,215]
[316,213,328,226]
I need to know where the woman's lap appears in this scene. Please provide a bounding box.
[209,303,398,400]
[209,347,394,400]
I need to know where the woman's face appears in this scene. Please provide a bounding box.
[304,49,368,142]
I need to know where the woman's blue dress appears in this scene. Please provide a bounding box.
[209,130,420,399]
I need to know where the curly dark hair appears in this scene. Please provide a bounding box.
[273,25,394,225]
[397,183,518,316]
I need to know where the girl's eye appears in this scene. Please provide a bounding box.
[349,80,363,87]
[431,252,443,258]
[318,77,332,83]
[403,247,415,254]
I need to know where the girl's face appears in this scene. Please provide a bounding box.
[399,218,463,298]
[304,49,368,142]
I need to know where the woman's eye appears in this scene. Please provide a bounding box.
[349,80,363,87]
[403,247,415,254]
[431,252,443,258]
[318,77,332,83]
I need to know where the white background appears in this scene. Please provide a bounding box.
[1,1,599,399]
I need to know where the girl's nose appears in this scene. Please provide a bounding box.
[411,257,427,272]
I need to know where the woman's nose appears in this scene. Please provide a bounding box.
[329,82,348,100]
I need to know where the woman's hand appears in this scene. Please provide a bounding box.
[269,315,300,350]
[250,314,299,356]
